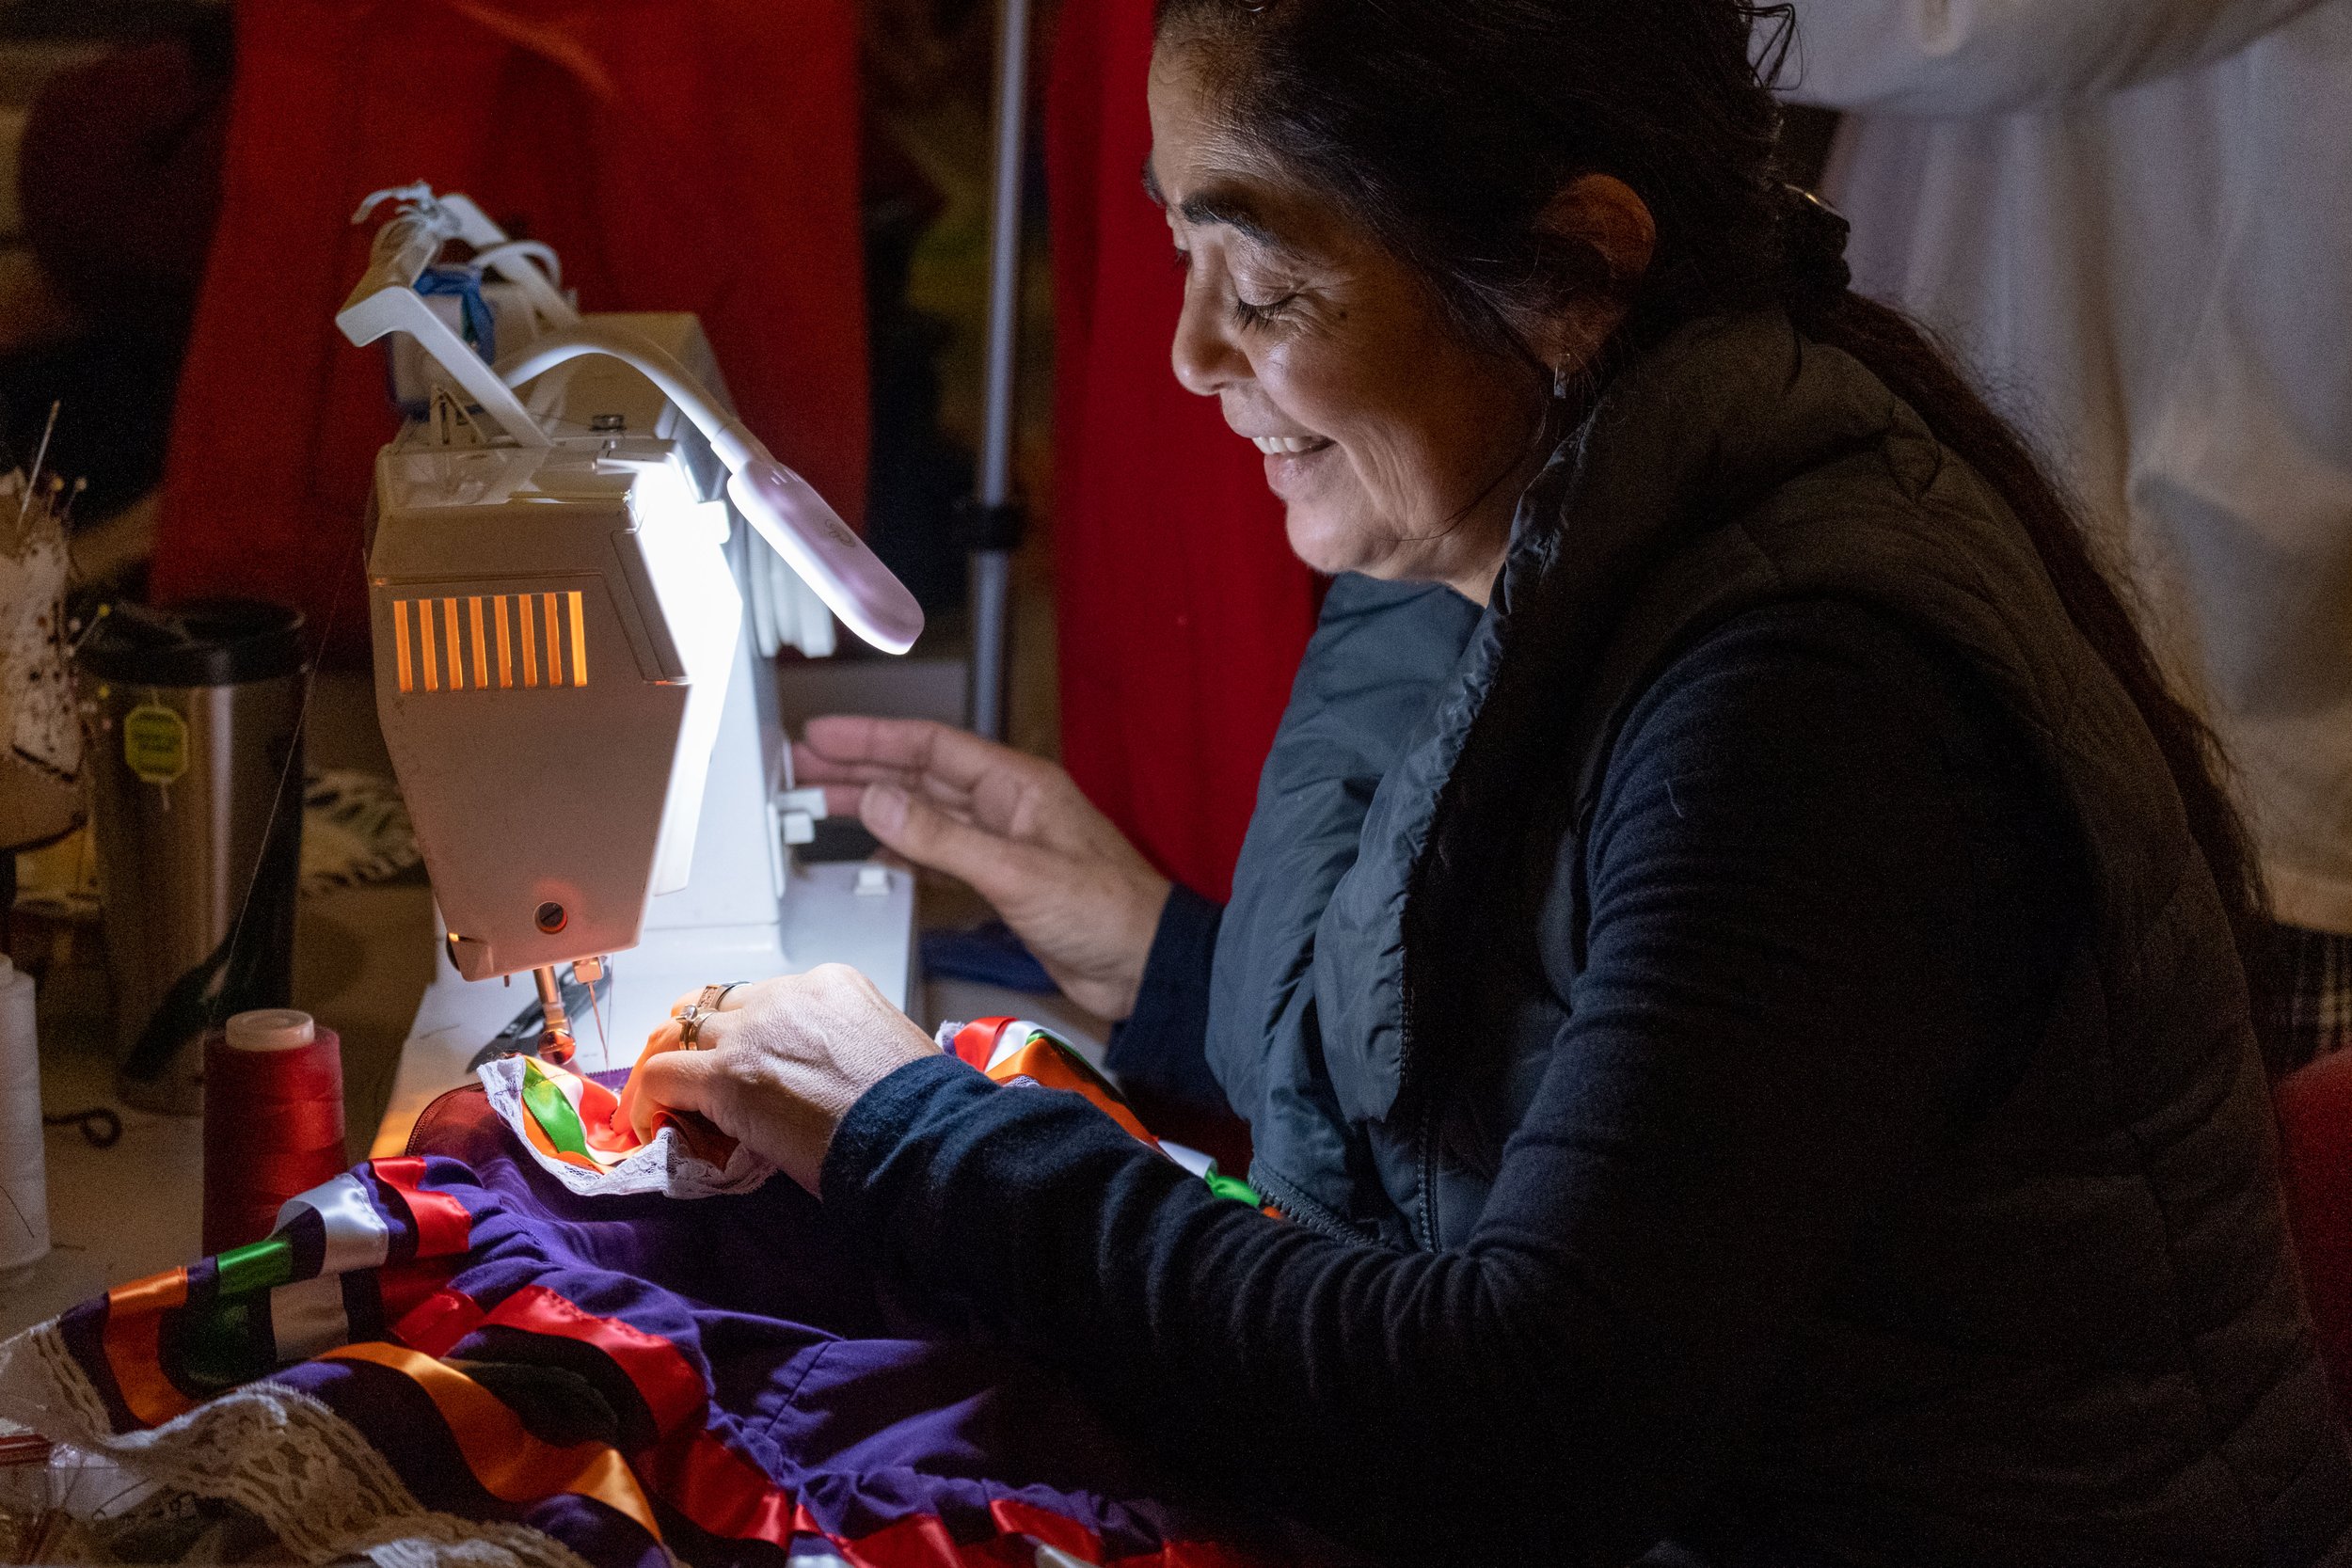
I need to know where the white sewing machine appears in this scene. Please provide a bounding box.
[348,186,925,1153]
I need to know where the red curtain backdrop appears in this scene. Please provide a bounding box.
[152,0,868,660]
[1046,1,1320,902]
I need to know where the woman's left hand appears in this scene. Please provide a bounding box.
[620,966,940,1193]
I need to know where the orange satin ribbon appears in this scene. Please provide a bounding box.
[321,1342,661,1542]
[101,1268,197,1427]
[988,1037,1164,1148]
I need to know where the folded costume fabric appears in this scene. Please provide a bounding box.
[482,1054,773,1201]
[0,1060,1320,1566]
[939,1022,1263,1208]
[485,1020,1212,1206]
[937,1020,1163,1150]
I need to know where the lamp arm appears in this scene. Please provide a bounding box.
[495,324,925,657]
[497,324,767,470]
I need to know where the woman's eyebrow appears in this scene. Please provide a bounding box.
[1141,158,1289,251]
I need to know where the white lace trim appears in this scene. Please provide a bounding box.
[478,1056,772,1198]
[2,1321,1114,1568]
[340,1513,603,1568]
[0,1315,111,1439]
[0,1320,593,1568]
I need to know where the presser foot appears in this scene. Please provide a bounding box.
[467,963,614,1072]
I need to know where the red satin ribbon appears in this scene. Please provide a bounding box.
[389,1284,1255,1565]
[370,1156,473,1258]
[202,1027,347,1254]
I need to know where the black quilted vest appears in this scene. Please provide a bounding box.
[1206,312,2352,1562]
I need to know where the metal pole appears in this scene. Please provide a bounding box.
[970,0,1033,742]
[969,547,1013,739]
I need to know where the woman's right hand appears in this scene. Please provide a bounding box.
[793,717,1172,1020]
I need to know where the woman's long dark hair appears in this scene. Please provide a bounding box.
[1156,0,2274,1024]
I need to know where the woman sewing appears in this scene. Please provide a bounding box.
[625,0,2352,1560]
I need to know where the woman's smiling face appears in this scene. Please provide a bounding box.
[1147,44,1550,601]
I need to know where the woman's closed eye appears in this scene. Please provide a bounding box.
[1230,291,1297,331]
[1170,245,1297,329]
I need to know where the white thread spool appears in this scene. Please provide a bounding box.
[226,1008,315,1053]
[0,953,47,1291]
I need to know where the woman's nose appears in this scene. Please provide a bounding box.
[1169,277,1246,398]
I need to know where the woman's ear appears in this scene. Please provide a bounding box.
[1534,173,1658,369]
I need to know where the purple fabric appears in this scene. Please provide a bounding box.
[365,1082,1327,1566]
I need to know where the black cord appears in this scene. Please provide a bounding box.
[42,1106,120,1148]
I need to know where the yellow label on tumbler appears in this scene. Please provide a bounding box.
[123,703,189,785]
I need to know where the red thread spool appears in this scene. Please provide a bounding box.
[201,1009,346,1255]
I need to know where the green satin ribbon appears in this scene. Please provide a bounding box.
[215,1236,295,1298]
[1200,1164,1261,1207]
[522,1057,595,1159]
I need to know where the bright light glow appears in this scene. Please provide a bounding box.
[567,591,589,686]
[469,597,489,688]
[498,325,924,657]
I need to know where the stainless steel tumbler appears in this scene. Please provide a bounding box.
[79,600,306,1115]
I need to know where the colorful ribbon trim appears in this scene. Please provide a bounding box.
[45,1127,1278,1566]
[320,1341,662,1542]
[949,1019,1266,1205]
[74,1164,477,1433]
[519,1056,606,1171]
[373,1155,474,1258]
[278,1172,393,1275]
[948,1018,1163,1149]
[513,1055,736,1177]
[392,1282,1261,1568]
[99,1268,195,1427]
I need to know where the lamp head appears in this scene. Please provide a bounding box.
[726,459,924,656]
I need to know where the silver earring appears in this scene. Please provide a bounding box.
[1552,364,1570,399]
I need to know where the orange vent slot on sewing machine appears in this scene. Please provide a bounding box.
[390,592,588,694]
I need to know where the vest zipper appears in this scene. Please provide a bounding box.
[1399,982,1443,1252]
